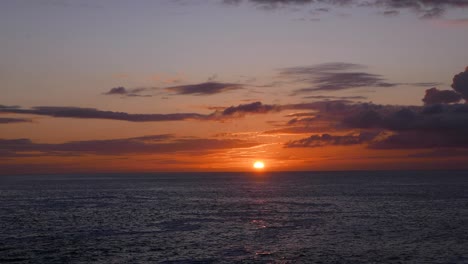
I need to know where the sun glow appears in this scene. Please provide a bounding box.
[253,161,265,169]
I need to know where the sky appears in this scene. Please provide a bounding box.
[1,0,468,174]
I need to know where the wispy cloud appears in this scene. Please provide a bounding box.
[103,87,157,97]
[279,62,442,94]
[223,0,468,19]
[0,117,32,124]
[286,132,380,148]
[280,63,398,94]
[166,82,244,95]
[0,106,206,122]
[0,134,261,157]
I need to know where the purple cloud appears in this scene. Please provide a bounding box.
[166,82,244,95]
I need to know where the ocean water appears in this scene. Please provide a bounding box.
[1,171,468,263]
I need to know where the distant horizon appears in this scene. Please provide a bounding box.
[3,168,468,177]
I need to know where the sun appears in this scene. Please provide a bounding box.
[253,161,265,169]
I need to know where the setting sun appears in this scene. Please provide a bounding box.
[253,161,265,169]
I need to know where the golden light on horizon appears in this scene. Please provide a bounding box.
[253,161,265,169]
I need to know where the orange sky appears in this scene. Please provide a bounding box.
[1,1,468,174]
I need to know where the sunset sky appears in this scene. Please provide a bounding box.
[1,0,468,174]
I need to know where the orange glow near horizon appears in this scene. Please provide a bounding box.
[253,161,265,170]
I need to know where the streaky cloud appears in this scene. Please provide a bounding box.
[223,0,468,19]
[0,117,32,124]
[0,134,261,157]
[166,82,244,95]
[285,132,380,148]
[103,86,155,97]
[280,63,398,94]
[0,106,206,122]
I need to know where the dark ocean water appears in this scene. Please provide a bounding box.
[1,171,468,263]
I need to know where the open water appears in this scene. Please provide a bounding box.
[1,171,468,263]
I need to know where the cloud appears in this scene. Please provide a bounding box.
[0,117,32,124]
[279,101,468,149]
[0,101,329,123]
[166,82,244,95]
[280,63,398,94]
[338,103,468,149]
[422,87,462,105]
[219,101,280,117]
[0,134,261,157]
[369,130,468,149]
[104,86,155,97]
[344,104,468,131]
[0,106,206,122]
[303,95,367,100]
[285,131,380,148]
[223,0,468,19]
[381,10,399,16]
[0,105,20,109]
[452,67,468,100]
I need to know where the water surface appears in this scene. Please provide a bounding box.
[1,171,468,263]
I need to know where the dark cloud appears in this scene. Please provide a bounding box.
[285,132,380,148]
[422,87,462,105]
[211,100,357,120]
[0,117,32,124]
[369,131,468,149]
[0,101,332,123]
[0,134,261,157]
[105,86,127,95]
[280,63,398,94]
[344,104,468,132]
[451,67,468,100]
[224,0,468,18]
[337,103,468,149]
[0,106,206,122]
[0,105,20,109]
[381,10,399,16]
[220,101,279,117]
[104,87,155,97]
[166,82,244,95]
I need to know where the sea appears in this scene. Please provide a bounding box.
[1,171,468,263]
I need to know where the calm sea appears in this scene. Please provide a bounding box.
[1,171,468,263]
